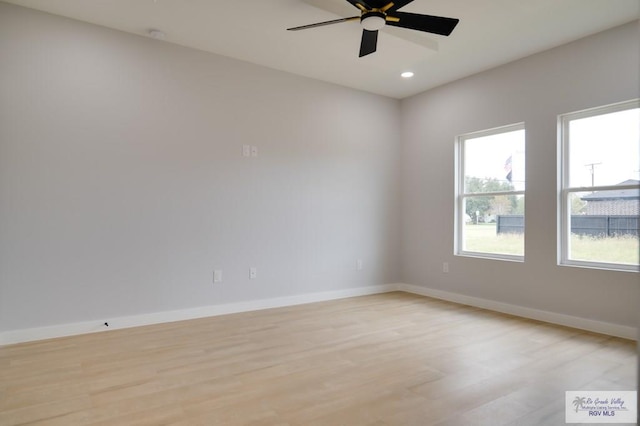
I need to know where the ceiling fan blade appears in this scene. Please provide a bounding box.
[386,11,459,36]
[359,29,378,57]
[287,16,359,31]
[346,0,374,11]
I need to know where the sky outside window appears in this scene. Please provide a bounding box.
[464,129,525,191]
[569,108,640,187]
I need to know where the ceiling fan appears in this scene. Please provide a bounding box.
[287,0,460,57]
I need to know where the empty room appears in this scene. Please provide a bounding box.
[0,1,638,425]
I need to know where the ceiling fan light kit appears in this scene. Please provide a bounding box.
[361,11,386,31]
[287,0,459,57]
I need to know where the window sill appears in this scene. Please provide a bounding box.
[456,252,524,263]
[559,260,639,273]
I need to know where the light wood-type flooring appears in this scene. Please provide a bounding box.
[0,292,637,425]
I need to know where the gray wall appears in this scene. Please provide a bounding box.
[400,21,639,329]
[1,2,637,336]
[0,3,401,332]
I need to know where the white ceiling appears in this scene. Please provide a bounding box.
[5,0,639,99]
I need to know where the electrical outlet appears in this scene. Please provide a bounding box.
[443,262,449,273]
[213,269,222,283]
[249,267,257,279]
[250,145,258,157]
[357,259,363,271]
[242,145,251,157]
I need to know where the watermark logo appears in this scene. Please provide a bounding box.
[566,391,637,423]
[572,396,587,412]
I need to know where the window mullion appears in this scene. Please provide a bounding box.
[462,190,525,198]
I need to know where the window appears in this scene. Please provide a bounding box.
[456,124,525,260]
[559,100,639,271]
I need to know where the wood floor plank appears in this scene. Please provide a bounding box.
[0,292,636,425]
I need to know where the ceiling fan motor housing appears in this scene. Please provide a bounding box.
[361,11,386,31]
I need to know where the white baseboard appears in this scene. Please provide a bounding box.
[0,284,397,346]
[2,283,636,345]
[397,283,638,341]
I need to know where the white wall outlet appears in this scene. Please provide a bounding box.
[250,145,258,157]
[249,267,257,279]
[443,262,449,273]
[213,269,222,283]
[242,145,251,157]
[357,259,363,271]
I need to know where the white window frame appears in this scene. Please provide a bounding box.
[455,123,525,262]
[558,99,640,272]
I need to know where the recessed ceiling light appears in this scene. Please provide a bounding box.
[148,29,166,40]
[401,71,414,78]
